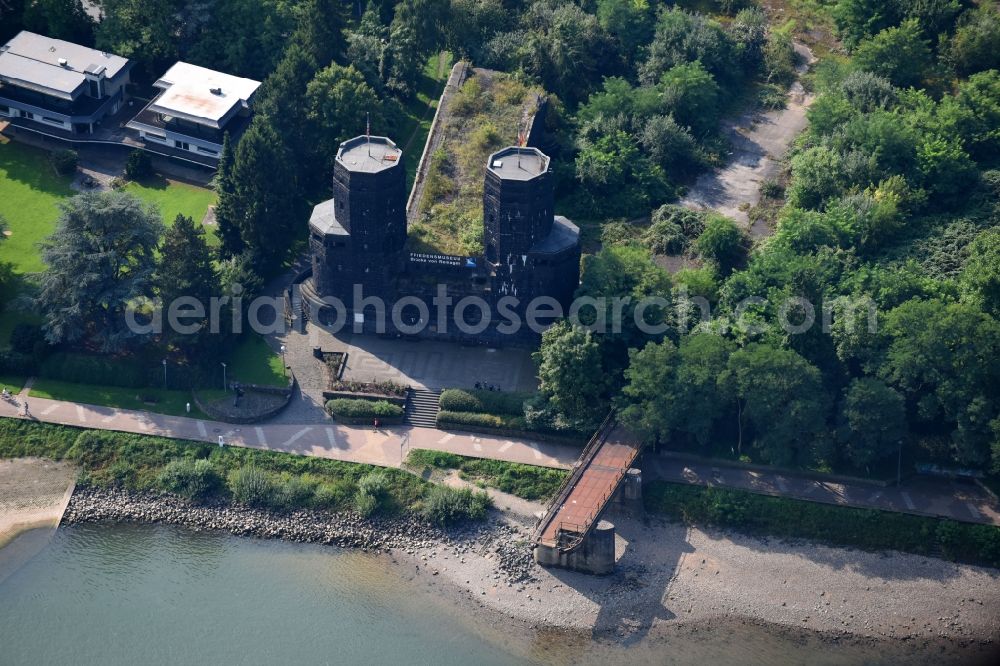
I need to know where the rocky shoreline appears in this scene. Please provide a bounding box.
[61,486,538,584]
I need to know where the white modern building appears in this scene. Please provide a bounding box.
[0,31,132,134]
[126,62,261,162]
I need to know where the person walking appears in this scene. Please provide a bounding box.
[373,417,379,432]
[22,400,29,417]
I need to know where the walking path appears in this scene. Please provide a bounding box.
[646,455,1000,527]
[681,42,817,237]
[0,388,575,471]
[3,386,997,527]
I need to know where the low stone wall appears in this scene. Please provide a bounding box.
[434,418,586,447]
[321,390,406,407]
[192,373,296,424]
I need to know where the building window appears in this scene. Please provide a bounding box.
[196,146,219,156]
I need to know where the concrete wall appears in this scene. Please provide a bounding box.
[534,520,616,575]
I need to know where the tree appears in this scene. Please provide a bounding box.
[22,0,94,45]
[730,6,768,74]
[837,378,906,468]
[35,192,163,351]
[658,61,722,135]
[533,321,612,430]
[574,130,671,217]
[853,20,934,89]
[639,114,704,179]
[640,7,736,87]
[155,214,218,355]
[522,3,611,106]
[213,133,244,260]
[832,0,901,50]
[961,228,1000,317]
[96,0,179,83]
[595,0,654,67]
[229,118,301,274]
[185,0,297,79]
[880,299,1000,467]
[306,63,381,170]
[945,7,1000,76]
[694,214,750,277]
[0,214,12,311]
[295,0,346,67]
[719,343,830,466]
[620,332,733,448]
[0,0,26,43]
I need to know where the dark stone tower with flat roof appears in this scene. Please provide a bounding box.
[308,136,406,305]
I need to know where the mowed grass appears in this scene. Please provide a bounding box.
[125,175,218,245]
[227,335,287,387]
[0,141,218,276]
[29,378,208,418]
[0,141,74,273]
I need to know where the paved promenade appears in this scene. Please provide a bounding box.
[0,390,576,471]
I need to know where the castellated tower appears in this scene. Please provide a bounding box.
[308,136,406,305]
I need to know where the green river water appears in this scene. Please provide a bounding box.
[0,524,993,665]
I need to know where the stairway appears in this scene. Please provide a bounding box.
[406,389,442,427]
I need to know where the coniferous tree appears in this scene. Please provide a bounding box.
[214,133,244,260]
[156,214,218,356]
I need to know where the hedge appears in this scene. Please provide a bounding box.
[436,410,525,429]
[39,353,150,389]
[326,398,404,421]
[438,388,530,416]
[645,481,1000,569]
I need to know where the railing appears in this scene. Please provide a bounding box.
[531,412,619,549]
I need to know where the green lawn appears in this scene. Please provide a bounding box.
[29,378,208,418]
[125,176,218,244]
[0,141,218,277]
[0,142,74,273]
[226,335,287,387]
[0,375,26,392]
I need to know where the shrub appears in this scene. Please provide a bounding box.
[228,465,275,507]
[157,458,220,500]
[326,399,403,420]
[354,470,390,517]
[437,410,504,429]
[66,430,121,468]
[39,352,147,388]
[50,149,78,175]
[406,449,465,469]
[314,480,354,509]
[438,389,529,416]
[0,350,34,376]
[277,475,316,508]
[125,150,153,180]
[420,485,492,525]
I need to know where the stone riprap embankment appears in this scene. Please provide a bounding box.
[61,486,537,584]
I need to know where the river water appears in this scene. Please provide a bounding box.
[0,524,992,665]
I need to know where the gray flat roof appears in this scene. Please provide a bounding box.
[336,136,402,174]
[0,31,129,99]
[309,198,349,236]
[532,215,579,254]
[487,146,549,181]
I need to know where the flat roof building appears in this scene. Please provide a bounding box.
[127,62,261,163]
[0,31,132,134]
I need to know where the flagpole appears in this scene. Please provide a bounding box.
[367,112,371,157]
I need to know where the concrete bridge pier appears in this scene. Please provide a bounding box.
[614,467,643,514]
[533,520,616,575]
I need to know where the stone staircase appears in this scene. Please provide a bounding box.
[405,389,442,428]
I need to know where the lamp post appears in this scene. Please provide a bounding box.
[162,358,167,390]
[280,345,286,377]
[221,362,227,391]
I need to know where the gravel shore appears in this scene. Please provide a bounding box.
[61,486,1000,652]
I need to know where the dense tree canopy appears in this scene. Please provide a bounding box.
[36,192,164,352]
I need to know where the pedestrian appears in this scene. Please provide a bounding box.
[373,417,379,432]
[185,402,191,414]
[218,435,224,447]
[23,400,29,417]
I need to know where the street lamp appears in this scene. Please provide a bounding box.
[280,345,286,377]
[221,362,227,391]
[162,358,167,389]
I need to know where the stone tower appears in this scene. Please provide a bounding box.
[309,136,406,305]
[482,146,554,303]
